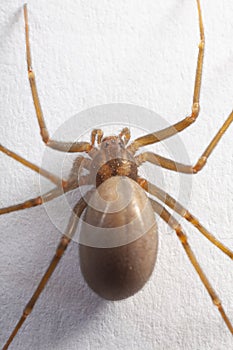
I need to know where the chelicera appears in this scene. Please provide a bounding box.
[1,1,233,349]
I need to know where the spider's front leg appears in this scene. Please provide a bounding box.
[23,5,91,154]
[128,0,204,154]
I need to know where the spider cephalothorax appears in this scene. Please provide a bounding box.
[87,132,138,187]
[67,130,139,189]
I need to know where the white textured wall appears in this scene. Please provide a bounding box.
[1,1,233,349]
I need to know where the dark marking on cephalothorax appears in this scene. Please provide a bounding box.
[91,136,138,187]
[95,158,138,187]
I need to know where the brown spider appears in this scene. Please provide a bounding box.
[1,1,233,349]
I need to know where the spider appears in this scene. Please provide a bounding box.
[1,1,233,349]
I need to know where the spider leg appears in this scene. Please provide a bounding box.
[119,127,131,145]
[2,197,87,350]
[91,129,104,146]
[136,110,233,173]
[0,153,88,215]
[0,174,89,215]
[150,198,233,335]
[67,156,92,189]
[136,152,194,173]
[23,5,91,153]
[139,178,233,260]
[0,186,65,215]
[0,144,65,186]
[127,0,204,154]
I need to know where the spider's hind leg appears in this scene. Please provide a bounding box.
[2,197,87,350]
[150,198,233,335]
[141,179,233,260]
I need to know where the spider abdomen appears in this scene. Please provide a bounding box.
[79,176,158,300]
